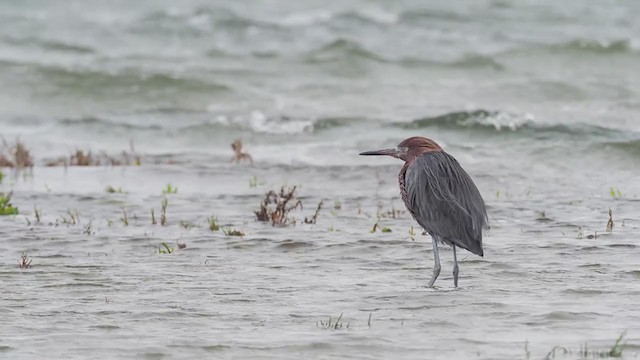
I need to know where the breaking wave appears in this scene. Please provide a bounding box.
[397,109,633,139]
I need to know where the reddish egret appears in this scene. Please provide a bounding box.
[360,137,487,287]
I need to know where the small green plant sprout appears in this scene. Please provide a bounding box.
[606,208,614,232]
[18,253,32,269]
[371,222,392,233]
[162,183,178,195]
[317,313,349,330]
[409,225,416,241]
[304,200,323,224]
[249,175,258,188]
[223,227,245,236]
[576,227,584,239]
[208,216,220,231]
[0,192,19,216]
[607,330,626,358]
[151,209,156,225]
[158,242,174,254]
[160,197,168,225]
[105,185,125,193]
[609,187,622,198]
[0,169,4,183]
[120,208,129,226]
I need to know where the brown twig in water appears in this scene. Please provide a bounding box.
[160,197,168,226]
[231,139,253,164]
[18,253,32,269]
[255,186,302,226]
[606,208,614,232]
[304,200,323,224]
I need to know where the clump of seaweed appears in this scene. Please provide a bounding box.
[255,186,302,226]
[0,192,19,215]
[18,253,32,269]
[0,137,33,169]
[231,139,253,164]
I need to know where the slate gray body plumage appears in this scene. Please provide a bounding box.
[402,151,487,256]
[360,136,488,287]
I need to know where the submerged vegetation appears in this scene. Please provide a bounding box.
[544,331,627,359]
[208,216,220,231]
[0,192,19,215]
[255,186,324,226]
[316,313,349,330]
[231,139,253,164]
[18,253,32,269]
[158,242,174,254]
[106,185,125,193]
[223,227,245,236]
[45,141,141,167]
[255,186,303,226]
[0,137,33,169]
[606,208,614,232]
[370,222,392,233]
[162,183,178,195]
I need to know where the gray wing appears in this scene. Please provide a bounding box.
[405,151,488,256]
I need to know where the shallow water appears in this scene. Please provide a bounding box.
[1,1,640,359]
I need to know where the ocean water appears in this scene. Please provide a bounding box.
[1,1,640,359]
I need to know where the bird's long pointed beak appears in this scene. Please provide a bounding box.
[359,148,398,156]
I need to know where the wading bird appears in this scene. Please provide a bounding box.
[360,137,487,287]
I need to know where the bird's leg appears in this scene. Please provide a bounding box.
[452,245,459,288]
[427,237,441,288]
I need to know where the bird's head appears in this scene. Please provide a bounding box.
[359,136,442,162]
